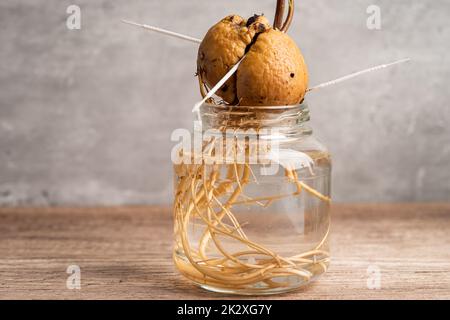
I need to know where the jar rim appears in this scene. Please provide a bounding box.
[198,100,311,134]
[201,101,308,112]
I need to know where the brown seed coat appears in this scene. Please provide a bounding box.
[198,15,308,106]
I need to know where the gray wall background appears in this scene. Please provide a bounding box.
[0,0,449,206]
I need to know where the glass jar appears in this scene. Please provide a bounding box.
[173,102,331,295]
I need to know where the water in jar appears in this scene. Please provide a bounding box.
[173,149,331,295]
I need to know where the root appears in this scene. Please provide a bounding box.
[174,112,330,292]
[174,158,330,291]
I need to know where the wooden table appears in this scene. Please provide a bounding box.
[0,204,449,300]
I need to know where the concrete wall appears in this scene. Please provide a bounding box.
[0,0,449,206]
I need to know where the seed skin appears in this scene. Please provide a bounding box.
[198,14,308,106]
[197,15,250,104]
[237,29,308,106]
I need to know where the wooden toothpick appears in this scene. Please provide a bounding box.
[121,19,202,44]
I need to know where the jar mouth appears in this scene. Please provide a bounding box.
[199,101,310,131]
[201,101,308,112]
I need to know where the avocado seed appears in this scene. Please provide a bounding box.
[197,13,308,106]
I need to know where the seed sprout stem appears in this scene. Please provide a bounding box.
[274,0,286,30]
[281,0,295,32]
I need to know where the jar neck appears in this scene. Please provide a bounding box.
[197,102,312,138]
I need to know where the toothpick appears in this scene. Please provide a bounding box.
[307,58,410,92]
[192,55,247,116]
[121,19,202,44]
[122,20,410,100]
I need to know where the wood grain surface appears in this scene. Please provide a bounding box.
[0,204,449,300]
